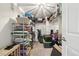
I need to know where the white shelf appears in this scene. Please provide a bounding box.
[11,17,32,56]
[12,34,27,36]
[12,31,29,33]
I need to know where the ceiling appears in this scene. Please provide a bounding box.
[17,3,59,18]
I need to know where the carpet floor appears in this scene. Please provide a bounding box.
[30,42,52,56]
[30,42,61,56]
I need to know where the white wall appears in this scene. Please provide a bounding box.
[35,22,59,35]
[58,15,62,34]
[0,3,18,49]
[35,16,61,35]
[34,16,62,41]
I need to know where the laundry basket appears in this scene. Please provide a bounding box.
[43,36,52,48]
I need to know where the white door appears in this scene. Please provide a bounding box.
[62,3,79,56]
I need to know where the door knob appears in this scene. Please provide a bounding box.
[62,37,66,41]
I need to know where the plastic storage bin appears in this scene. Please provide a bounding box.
[43,36,52,48]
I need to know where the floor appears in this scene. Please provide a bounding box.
[30,42,52,56]
[30,42,61,56]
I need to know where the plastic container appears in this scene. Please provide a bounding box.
[43,36,52,48]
